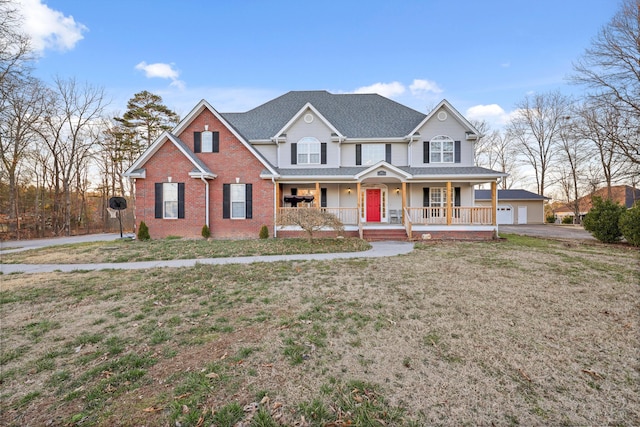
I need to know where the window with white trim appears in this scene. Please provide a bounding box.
[297,137,321,164]
[430,135,454,163]
[430,187,447,207]
[231,184,246,219]
[361,144,386,165]
[163,183,178,219]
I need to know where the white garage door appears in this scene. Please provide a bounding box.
[497,205,513,224]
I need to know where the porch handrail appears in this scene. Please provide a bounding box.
[406,206,493,225]
[278,207,359,225]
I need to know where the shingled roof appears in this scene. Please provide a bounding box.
[221,90,427,141]
[475,189,550,200]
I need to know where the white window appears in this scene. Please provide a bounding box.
[362,144,386,165]
[202,131,213,152]
[163,183,178,219]
[430,188,448,207]
[231,184,246,219]
[297,137,321,164]
[430,135,454,163]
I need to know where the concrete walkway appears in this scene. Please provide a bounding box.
[0,240,415,275]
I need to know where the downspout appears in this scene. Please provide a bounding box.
[200,176,209,228]
[272,177,277,238]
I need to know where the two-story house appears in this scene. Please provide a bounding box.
[123,90,506,240]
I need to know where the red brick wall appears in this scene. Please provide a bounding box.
[134,107,274,239]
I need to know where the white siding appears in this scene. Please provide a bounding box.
[410,107,475,168]
[253,144,277,165]
[281,109,337,167]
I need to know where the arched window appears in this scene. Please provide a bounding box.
[430,135,454,163]
[296,137,321,164]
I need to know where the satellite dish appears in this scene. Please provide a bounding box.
[109,197,127,210]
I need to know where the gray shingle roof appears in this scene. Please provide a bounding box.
[475,189,550,200]
[221,90,426,140]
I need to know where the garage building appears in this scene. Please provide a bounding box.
[475,189,549,225]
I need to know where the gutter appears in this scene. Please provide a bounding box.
[200,176,210,228]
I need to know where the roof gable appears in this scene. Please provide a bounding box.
[123,132,215,178]
[411,99,481,138]
[274,102,343,139]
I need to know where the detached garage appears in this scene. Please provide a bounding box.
[475,189,549,225]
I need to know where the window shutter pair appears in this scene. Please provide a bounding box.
[423,140,461,163]
[422,187,460,206]
[291,142,327,164]
[222,183,253,219]
[155,182,185,218]
[193,131,220,153]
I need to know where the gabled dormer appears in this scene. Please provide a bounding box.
[408,100,481,168]
[272,103,343,168]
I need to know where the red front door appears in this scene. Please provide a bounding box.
[366,189,381,222]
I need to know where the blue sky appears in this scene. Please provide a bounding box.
[22,0,620,130]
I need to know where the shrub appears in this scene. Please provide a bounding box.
[619,203,640,246]
[562,216,574,224]
[259,225,269,239]
[277,208,344,242]
[546,214,556,223]
[137,221,150,241]
[201,224,211,239]
[582,196,626,243]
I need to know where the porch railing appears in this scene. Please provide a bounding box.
[278,207,359,225]
[277,206,492,226]
[405,207,493,225]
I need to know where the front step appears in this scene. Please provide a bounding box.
[362,228,408,241]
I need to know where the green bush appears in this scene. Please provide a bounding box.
[259,225,269,239]
[201,224,211,239]
[619,203,640,246]
[562,215,574,224]
[582,196,626,243]
[137,221,150,241]
[546,214,556,223]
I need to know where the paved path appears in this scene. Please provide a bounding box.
[499,224,595,240]
[0,240,414,274]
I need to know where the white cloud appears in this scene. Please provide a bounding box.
[409,79,443,96]
[466,104,513,128]
[17,0,87,52]
[353,81,406,98]
[135,61,185,89]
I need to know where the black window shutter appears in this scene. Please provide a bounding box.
[223,184,230,219]
[291,188,297,195]
[321,143,327,164]
[454,187,461,206]
[178,183,185,219]
[423,188,430,207]
[155,183,163,218]
[385,144,391,163]
[454,141,461,163]
[423,141,430,164]
[356,144,362,165]
[245,184,252,219]
[291,143,297,165]
[213,132,220,153]
[194,132,201,153]
[321,188,327,208]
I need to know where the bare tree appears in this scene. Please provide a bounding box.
[507,91,571,197]
[575,100,629,199]
[0,75,48,236]
[0,0,33,96]
[572,0,640,165]
[37,77,108,235]
[554,114,590,223]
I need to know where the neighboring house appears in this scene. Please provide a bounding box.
[123,91,506,240]
[475,189,549,225]
[554,185,640,222]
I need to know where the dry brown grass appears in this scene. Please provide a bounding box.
[1,235,638,426]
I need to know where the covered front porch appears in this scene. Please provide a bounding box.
[275,180,499,240]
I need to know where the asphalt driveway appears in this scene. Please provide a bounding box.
[499,224,595,240]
